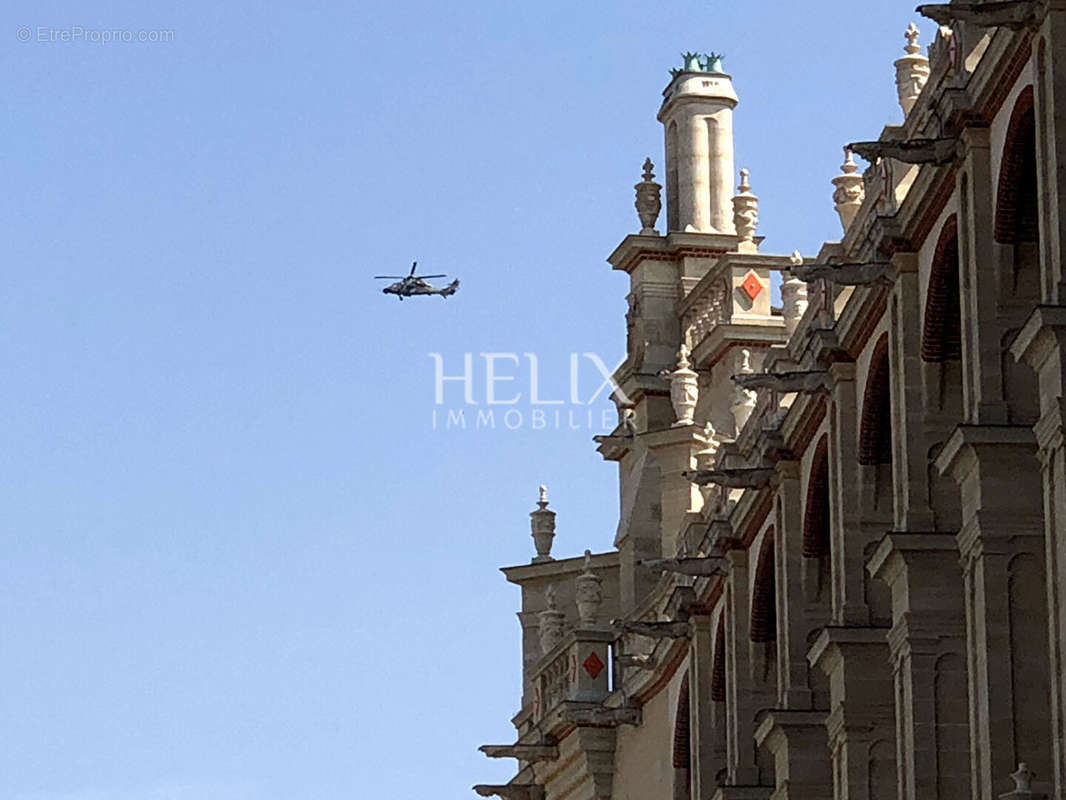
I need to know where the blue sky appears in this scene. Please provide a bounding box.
[3,1,935,797]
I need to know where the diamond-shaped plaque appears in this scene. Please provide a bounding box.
[583,652,605,680]
[741,272,763,300]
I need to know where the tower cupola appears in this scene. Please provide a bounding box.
[658,52,739,235]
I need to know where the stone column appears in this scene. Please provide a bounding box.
[889,254,936,531]
[1012,307,1066,798]
[827,362,871,625]
[723,548,772,786]
[774,460,821,709]
[868,533,970,800]
[808,627,897,800]
[1034,2,1066,304]
[691,612,724,799]
[646,426,709,558]
[956,126,1010,424]
[936,427,1053,800]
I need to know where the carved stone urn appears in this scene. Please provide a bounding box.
[634,158,662,235]
[730,349,757,433]
[538,585,566,655]
[832,149,865,232]
[782,252,809,335]
[661,344,698,426]
[530,485,556,564]
[574,550,603,626]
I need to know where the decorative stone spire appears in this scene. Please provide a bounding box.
[530,486,556,564]
[635,158,662,236]
[732,168,759,253]
[895,23,931,117]
[574,550,604,627]
[832,148,866,232]
[537,585,566,655]
[730,349,758,434]
[660,344,699,426]
[782,252,810,335]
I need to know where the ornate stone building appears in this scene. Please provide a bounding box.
[475,5,1066,800]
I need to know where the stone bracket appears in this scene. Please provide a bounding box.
[479,744,559,763]
[613,619,692,639]
[917,1,1046,31]
[473,784,544,800]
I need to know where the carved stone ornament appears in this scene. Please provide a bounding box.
[732,168,759,252]
[538,584,567,655]
[895,23,931,117]
[831,149,865,232]
[634,158,662,235]
[530,485,556,563]
[730,348,758,433]
[575,550,604,626]
[660,344,699,426]
[782,253,809,335]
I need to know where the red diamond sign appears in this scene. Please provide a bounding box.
[583,652,605,680]
[741,272,763,300]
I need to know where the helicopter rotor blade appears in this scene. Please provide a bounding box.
[374,275,407,279]
[409,261,418,277]
[415,274,447,279]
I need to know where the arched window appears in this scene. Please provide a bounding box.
[711,618,726,702]
[673,673,691,769]
[922,215,962,362]
[859,335,892,466]
[803,436,831,558]
[750,530,776,644]
[995,86,1038,246]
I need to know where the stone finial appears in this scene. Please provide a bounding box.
[538,585,566,655]
[1011,765,1034,794]
[895,22,931,117]
[635,157,663,236]
[730,348,757,434]
[660,344,699,426]
[999,763,1048,800]
[782,252,809,336]
[530,487,556,564]
[832,148,866,232]
[732,168,759,253]
[575,550,604,626]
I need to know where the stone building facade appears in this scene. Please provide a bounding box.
[475,5,1066,800]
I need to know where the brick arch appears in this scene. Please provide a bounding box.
[750,529,776,643]
[995,86,1038,245]
[711,617,726,701]
[922,215,962,362]
[672,672,691,769]
[802,435,831,558]
[859,335,892,466]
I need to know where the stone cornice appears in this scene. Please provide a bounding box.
[607,232,738,275]
[502,551,619,585]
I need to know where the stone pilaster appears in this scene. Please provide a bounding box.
[1034,2,1066,305]
[956,126,1010,424]
[774,460,823,709]
[827,363,873,625]
[691,613,725,799]
[936,426,1053,800]
[808,627,896,800]
[867,533,969,800]
[1012,305,1066,798]
[889,253,936,531]
[754,710,832,800]
[645,425,711,558]
[723,548,774,786]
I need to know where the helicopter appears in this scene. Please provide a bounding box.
[375,262,460,300]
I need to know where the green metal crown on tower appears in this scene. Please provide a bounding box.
[670,52,726,78]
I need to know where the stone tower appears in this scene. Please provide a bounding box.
[658,52,739,234]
